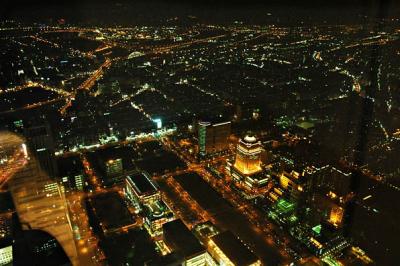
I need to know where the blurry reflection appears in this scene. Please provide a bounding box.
[0,132,78,265]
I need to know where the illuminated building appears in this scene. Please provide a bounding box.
[208,231,261,266]
[193,222,220,243]
[163,219,209,266]
[44,181,59,196]
[94,146,135,184]
[351,246,374,264]
[198,121,231,156]
[125,172,172,235]
[308,165,353,234]
[268,168,313,222]
[105,158,123,176]
[125,172,174,236]
[279,171,297,190]
[229,135,268,191]
[328,205,344,228]
[268,198,297,226]
[198,121,212,155]
[273,170,308,202]
[125,172,160,208]
[57,156,85,192]
[0,240,12,265]
[143,200,174,236]
[309,234,350,258]
[233,136,262,176]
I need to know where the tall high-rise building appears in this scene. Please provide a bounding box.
[229,135,268,192]
[198,122,212,155]
[305,165,355,240]
[24,123,58,178]
[233,135,262,175]
[198,121,231,156]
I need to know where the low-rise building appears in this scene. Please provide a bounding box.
[163,219,211,266]
[143,200,174,236]
[208,231,261,266]
[125,172,160,209]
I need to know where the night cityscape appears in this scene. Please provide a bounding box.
[0,0,399,265]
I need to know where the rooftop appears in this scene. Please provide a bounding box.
[143,200,173,221]
[127,172,158,196]
[163,219,205,259]
[88,192,134,231]
[211,231,259,266]
[244,135,257,143]
[173,172,231,215]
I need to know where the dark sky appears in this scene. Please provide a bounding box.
[1,0,398,25]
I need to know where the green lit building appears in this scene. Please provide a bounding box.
[268,198,298,226]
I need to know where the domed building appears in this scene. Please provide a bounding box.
[229,135,269,194]
[233,135,263,175]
